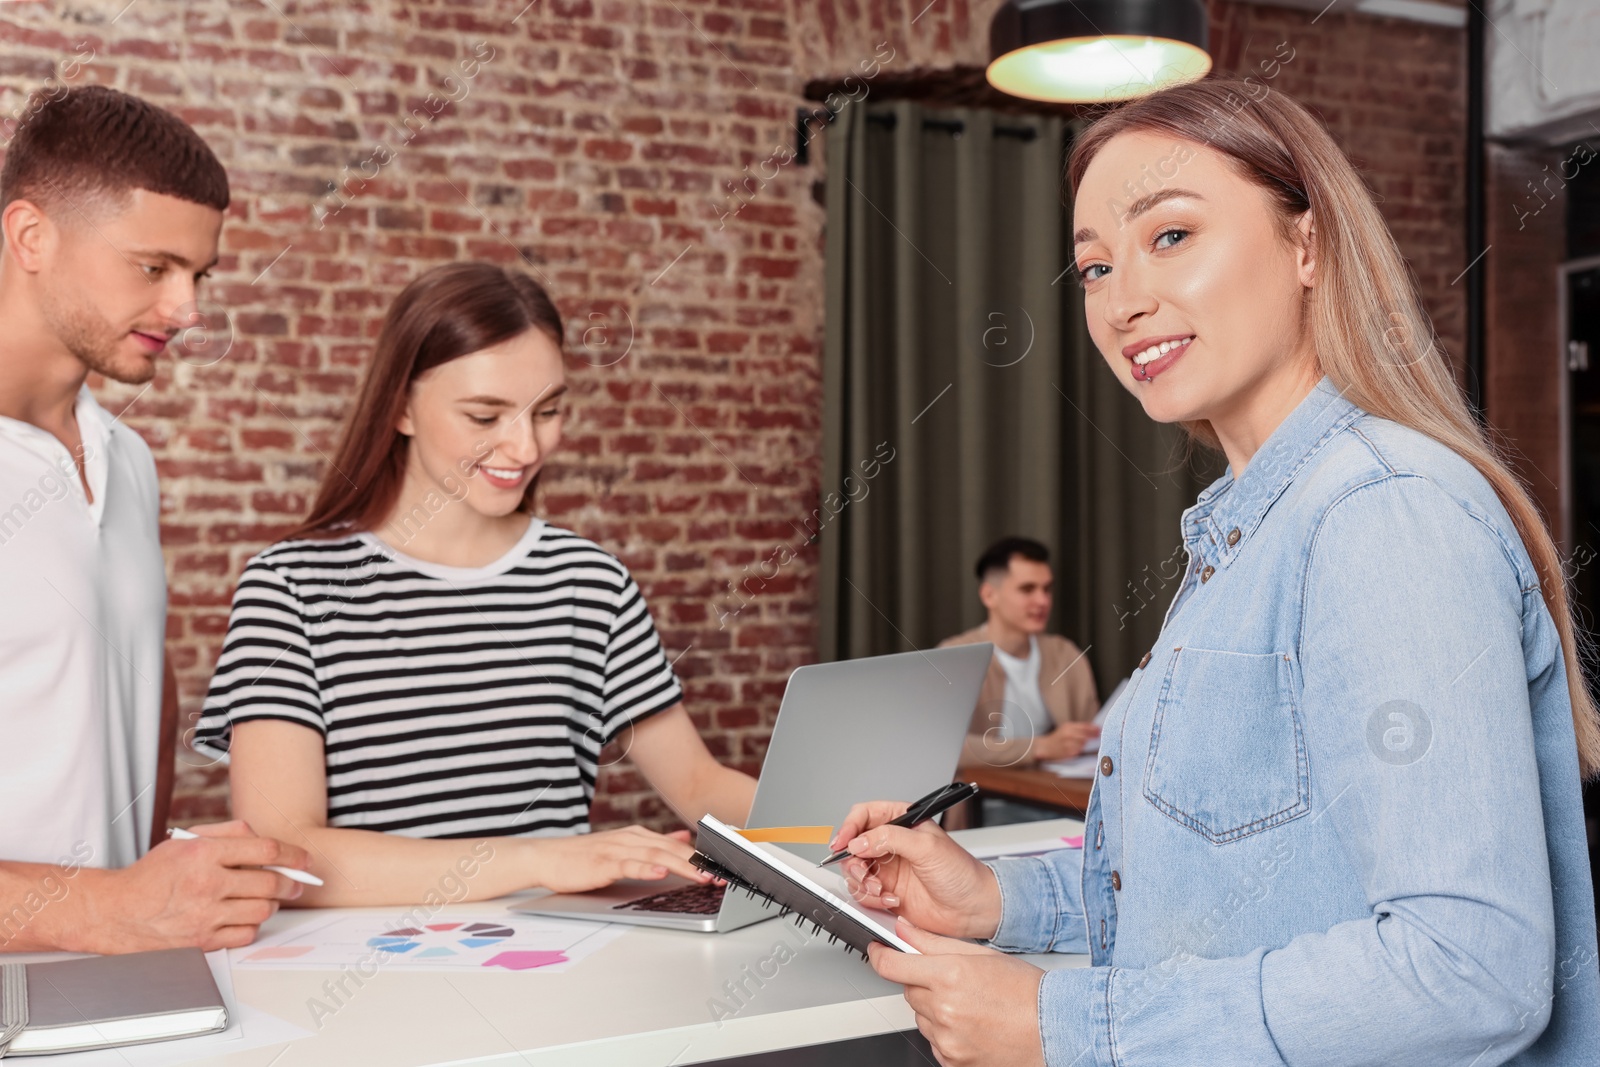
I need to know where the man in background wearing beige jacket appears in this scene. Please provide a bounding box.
[938,537,1100,771]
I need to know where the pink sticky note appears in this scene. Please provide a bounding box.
[425,923,463,931]
[246,944,315,961]
[1061,835,1084,849]
[482,950,569,971]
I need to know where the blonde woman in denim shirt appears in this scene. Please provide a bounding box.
[830,77,1600,1066]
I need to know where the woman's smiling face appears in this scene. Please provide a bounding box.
[397,326,567,521]
[1071,130,1318,432]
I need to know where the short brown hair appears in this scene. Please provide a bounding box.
[0,84,228,219]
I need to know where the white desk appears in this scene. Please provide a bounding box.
[182,818,1088,1066]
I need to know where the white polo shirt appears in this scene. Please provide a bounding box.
[0,385,166,869]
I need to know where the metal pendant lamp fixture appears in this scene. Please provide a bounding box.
[987,0,1212,104]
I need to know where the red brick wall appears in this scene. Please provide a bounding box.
[0,0,1466,832]
[1205,1,1469,367]
[1484,141,1567,543]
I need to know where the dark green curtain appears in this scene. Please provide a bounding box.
[819,99,1222,694]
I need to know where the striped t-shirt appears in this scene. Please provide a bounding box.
[193,518,683,838]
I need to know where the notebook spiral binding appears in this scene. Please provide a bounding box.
[0,962,27,1058]
[690,828,888,960]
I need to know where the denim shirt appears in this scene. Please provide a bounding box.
[984,376,1600,1065]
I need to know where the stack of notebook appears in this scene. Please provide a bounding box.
[0,948,227,1056]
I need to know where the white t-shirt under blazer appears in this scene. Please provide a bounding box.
[0,385,166,869]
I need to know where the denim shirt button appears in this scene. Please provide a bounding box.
[1138,652,1151,669]
[1111,870,1122,891]
[1100,756,1113,776]
[1201,564,1215,583]
[1227,527,1241,546]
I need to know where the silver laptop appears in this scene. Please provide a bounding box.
[511,642,992,933]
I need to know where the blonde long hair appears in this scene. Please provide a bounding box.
[1068,77,1600,780]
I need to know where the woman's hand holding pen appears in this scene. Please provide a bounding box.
[837,800,1046,1066]
[830,800,1002,941]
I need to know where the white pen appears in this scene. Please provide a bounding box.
[167,826,325,887]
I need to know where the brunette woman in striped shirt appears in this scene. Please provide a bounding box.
[195,262,755,906]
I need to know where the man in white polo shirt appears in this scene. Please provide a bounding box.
[939,536,1102,770]
[0,86,309,953]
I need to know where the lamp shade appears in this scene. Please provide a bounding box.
[987,0,1211,103]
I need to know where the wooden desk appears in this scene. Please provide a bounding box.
[961,766,1095,825]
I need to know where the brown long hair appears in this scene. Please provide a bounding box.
[286,262,564,540]
[1067,76,1600,780]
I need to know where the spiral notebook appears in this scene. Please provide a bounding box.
[690,815,919,959]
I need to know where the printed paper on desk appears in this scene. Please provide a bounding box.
[234,913,628,973]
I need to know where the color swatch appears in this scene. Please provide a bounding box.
[236,913,626,973]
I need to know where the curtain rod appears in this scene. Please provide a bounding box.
[793,106,1040,165]
[865,112,1039,141]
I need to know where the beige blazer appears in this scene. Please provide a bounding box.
[937,624,1100,768]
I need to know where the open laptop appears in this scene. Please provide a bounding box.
[511,642,992,933]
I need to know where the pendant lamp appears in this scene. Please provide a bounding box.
[987,0,1212,103]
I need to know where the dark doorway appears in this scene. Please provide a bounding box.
[1561,256,1600,929]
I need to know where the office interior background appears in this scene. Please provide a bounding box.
[0,0,1595,886]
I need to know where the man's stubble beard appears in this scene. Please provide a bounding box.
[38,283,156,386]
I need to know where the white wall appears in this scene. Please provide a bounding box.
[1485,0,1599,145]
[1235,0,1598,146]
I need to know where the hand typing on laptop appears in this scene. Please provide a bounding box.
[513,644,994,934]
[526,827,716,895]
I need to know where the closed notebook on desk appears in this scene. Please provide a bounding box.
[691,815,920,959]
[0,948,227,1056]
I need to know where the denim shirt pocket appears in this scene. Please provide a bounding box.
[1143,646,1310,844]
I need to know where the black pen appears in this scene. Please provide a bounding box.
[818,780,980,867]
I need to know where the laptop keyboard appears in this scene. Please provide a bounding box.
[616,881,727,915]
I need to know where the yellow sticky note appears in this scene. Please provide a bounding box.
[734,825,835,844]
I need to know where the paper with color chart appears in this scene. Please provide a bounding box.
[233,912,627,973]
